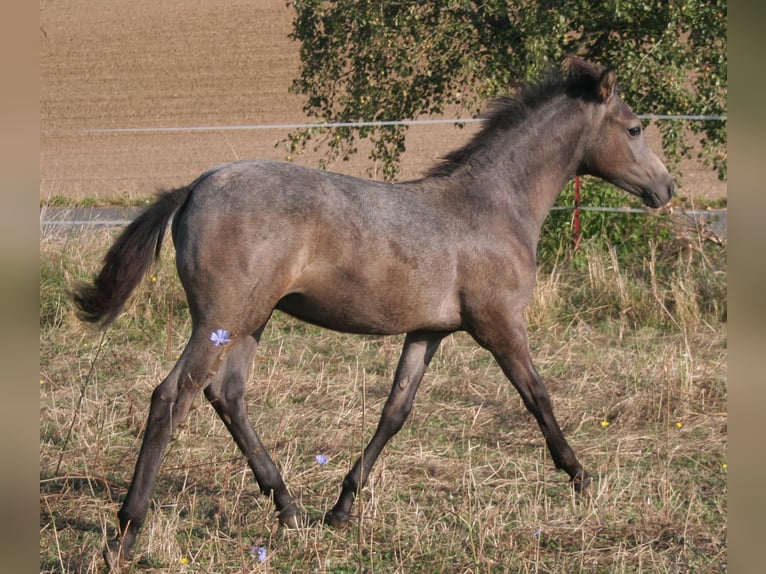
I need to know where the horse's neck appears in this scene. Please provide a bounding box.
[473,98,592,238]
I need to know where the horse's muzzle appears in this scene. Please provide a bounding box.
[642,178,676,208]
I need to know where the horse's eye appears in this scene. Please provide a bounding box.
[628,126,642,137]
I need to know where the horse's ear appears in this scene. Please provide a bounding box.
[564,55,601,78]
[597,69,617,103]
[563,56,616,103]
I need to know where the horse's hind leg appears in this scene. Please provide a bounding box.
[104,328,242,567]
[325,331,446,526]
[203,328,301,526]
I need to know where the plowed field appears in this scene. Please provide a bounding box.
[40,0,724,203]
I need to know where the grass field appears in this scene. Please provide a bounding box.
[39,221,726,573]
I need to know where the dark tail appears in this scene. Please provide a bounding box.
[73,184,193,329]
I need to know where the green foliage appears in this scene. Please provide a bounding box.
[288,0,726,180]
[538,177,675,270]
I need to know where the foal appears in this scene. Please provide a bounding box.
[74,57,674,566]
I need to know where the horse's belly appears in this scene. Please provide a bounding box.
[275,288,460,336]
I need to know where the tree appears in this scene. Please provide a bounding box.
[287,0,726,181]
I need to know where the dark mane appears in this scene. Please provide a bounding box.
[425,67,602,178]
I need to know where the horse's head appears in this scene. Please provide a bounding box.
[569,58,676,208]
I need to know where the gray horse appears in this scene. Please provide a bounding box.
[74,57,675,567]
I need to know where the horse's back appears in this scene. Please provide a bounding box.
[176,159,453,255]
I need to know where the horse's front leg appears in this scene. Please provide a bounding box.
[325,330,446,526]
[470,313,590,492]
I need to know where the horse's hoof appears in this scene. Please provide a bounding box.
[323,509,350,528]
[103,539,130,571]
[571,471,592,495]
[277,507,306,529]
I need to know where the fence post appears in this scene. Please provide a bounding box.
[573,176,581,250]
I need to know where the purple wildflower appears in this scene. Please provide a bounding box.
[250,545,267,562]
[210,329,231,346]
[315,454,328,465]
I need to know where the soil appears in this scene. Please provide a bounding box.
[40,0,725,204]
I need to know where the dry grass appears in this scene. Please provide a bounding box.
[40,226,726,573]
